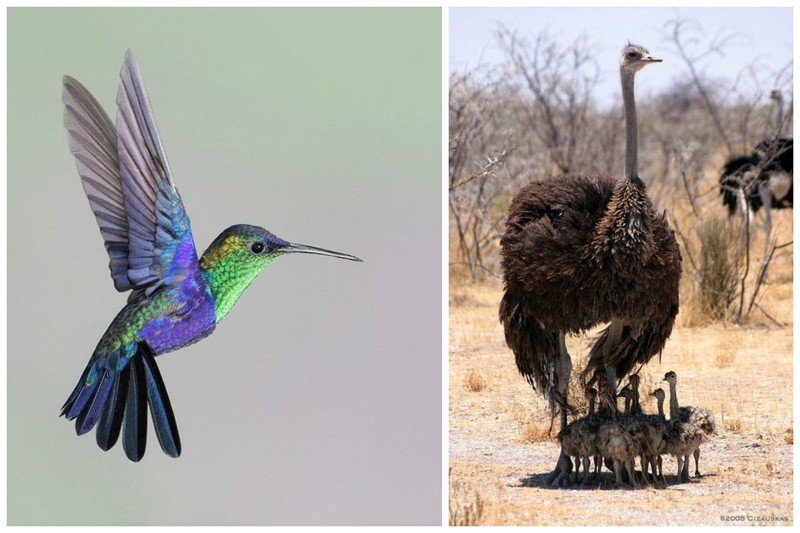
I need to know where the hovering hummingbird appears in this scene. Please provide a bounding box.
[60,51,361,461]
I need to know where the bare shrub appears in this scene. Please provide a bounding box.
[696,217,743,320]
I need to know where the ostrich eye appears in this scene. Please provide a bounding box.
[627,51,638,59]
[547,209,564,222]
[251,242,265,254]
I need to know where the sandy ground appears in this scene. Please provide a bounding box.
[448,213,793,526]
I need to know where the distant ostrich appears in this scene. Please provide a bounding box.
[499,44,682,485]
[663,371,716,479]
[719,89,793,218]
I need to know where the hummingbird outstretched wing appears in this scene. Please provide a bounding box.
[63,51,201,303]
[63,75,131,290]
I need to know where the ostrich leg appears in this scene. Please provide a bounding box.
[681,455,691,482]
[580,457,592,485]
[549,332,573,487]
[625,460,639,489]
[603,319,625,400]
[736,187,749,228]
[758,182,773,262]
[693,448,702,477]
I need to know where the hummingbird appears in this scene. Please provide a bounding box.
[60,51,361,462]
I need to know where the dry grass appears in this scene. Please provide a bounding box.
[449,208,792,525]
[725,418,743,433]
[520,421,555,444]
[449,469,487,526]
[464,372,488,392]
[714,350,735,368]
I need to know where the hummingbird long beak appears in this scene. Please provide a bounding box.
[281,242,362,262]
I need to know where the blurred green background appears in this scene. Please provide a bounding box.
[8,8,441,525]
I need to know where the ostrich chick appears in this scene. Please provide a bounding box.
[663,371,716,479]
[597,388,639,488]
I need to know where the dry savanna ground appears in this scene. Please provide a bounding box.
[449,211,793,526]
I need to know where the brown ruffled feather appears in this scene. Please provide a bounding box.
[499,173,681,403]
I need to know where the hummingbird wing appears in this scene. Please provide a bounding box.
[116,50,201,302]
[63,76,133,291]
[63,51,201,302]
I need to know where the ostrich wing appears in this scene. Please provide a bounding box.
[499,287,569,417]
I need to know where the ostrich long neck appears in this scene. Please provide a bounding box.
[655,396,665,419]
[667,381,679,420]
[631,380,641,414]
[622,69,638,180]
[588,396,596,415]
[775,94,785,137]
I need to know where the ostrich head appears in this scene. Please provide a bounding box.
[662,370,677,385]
[616,385,633,400]
[628,374,640,388]
[770,89,783,102]
[619,43,662,73]
[649,388,665,401]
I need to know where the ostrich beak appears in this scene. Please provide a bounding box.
[642,55,662,63]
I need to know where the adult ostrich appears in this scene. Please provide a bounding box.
[755,89,793,212]
[719,89,793,217]
[499,44,682,485]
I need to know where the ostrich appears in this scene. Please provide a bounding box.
[618,385,666,485]
[719,89,793,218]
[649,388,668,481]
[596,386,638,488]
[557,415,595,486]
[499,43,682,485]
[663,371,716,479]
[557,387,602,485]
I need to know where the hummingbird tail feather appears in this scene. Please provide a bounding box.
[123,355,148,462]
[61,365,91,417]
[96,364,130,451]
[141,348,181,458]
[75,370,114,435]
[61,344,181,462]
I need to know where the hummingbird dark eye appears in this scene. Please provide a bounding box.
[250,242,265,254]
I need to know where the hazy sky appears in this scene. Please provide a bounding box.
[451,7,792,108]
